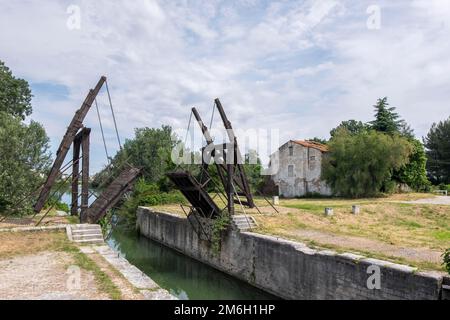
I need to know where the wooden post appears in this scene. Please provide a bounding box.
[33,77,106,214]
[227,163,234,216]
[71,139,81,216]
[80,128,91,223]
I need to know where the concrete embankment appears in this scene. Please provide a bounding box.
[137,207,449,300]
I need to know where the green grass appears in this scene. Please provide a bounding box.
[395,219,423,229]
[432,230,450,241]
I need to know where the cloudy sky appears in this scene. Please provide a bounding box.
[1,0,449,172]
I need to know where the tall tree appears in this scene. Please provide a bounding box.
[322,130,413,197]
[0,61,32,120]
[368,97,428,190]
[370,97,404,134]
[424,117,450,184]
[0,112,52,213]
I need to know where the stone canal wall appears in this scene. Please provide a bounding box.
[136,207,447,300]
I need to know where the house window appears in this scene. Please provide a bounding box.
[310,156,316,161]
[289,146,294,156]
[288,165,294,177]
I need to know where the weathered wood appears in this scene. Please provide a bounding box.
[214,99,255,208]
[80,128,91,223]
[34,76,106,213]
[167,171,222,219]
[87,167,141,224]
[71,138,81,216]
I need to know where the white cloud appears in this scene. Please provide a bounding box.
[0,0,449,171]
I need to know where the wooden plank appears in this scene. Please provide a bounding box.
[33,76,106,213]
[86,167,141,224]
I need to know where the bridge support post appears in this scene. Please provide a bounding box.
[71,138,81,216]
[80,128,91,223]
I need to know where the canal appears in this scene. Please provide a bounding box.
[107,228,278,300]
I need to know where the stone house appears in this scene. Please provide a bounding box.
[269,140,331,197]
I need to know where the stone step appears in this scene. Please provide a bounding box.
[71,229,102,235]
[71,224,101,230]
[232,216,258,231]
[72,234,103,241]
[73,238,104,244]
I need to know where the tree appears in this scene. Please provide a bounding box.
[92,125,178,191]
[394,139,430,191]
[307,137,328,145]
[0,61,32,120]
[424,117,450,184]
[322,130,413,197]
[0,112,52,213]
[366,97,428,190]
[369,97,405,134]
[243,150,264,192]
[330,120,368,138]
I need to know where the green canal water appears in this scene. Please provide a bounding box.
[107,229,278,300]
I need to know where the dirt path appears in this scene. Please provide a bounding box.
[398,196,450,205]
[282,229,443,265]
[0,251,109,300]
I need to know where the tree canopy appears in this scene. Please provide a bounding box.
[330,120,368,138]
[92,125,178,191]
[424,117,450,184]
[0,61,32,120]
[328,97,429,191]
[0,61,51,214]
[0,112,52,212]
[322,130,413,197]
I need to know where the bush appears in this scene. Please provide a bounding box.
[438,183,450,192]
[45,198,69,213]
[443,249,450,275]
[115,179,186,225]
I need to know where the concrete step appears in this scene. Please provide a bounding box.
[72,224,101,230]
[72,234,103,241]
[71,229,102,235]
[73,238,104,244]
[68,224,104,244]
[232,215,258,231]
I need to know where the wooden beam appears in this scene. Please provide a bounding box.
[33,76,106,213]
[71,138,81,216]
[214,99,255,208]
[80,128,91,223]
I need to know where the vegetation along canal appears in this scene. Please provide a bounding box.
[107,228,278,300]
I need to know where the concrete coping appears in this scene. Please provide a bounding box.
[0,225,68,233]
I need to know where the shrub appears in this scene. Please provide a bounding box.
[443,248,450,275]
[115,179,186,225]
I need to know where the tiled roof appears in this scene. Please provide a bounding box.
[291,140,329,152]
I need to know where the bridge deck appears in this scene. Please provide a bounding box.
[86,167,141,223]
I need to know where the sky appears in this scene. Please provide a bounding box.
[1,0,449,172]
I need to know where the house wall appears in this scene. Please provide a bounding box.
[270,141,331,197]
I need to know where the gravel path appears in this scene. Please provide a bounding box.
[398,196,450,205]
[0,251,109,300]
